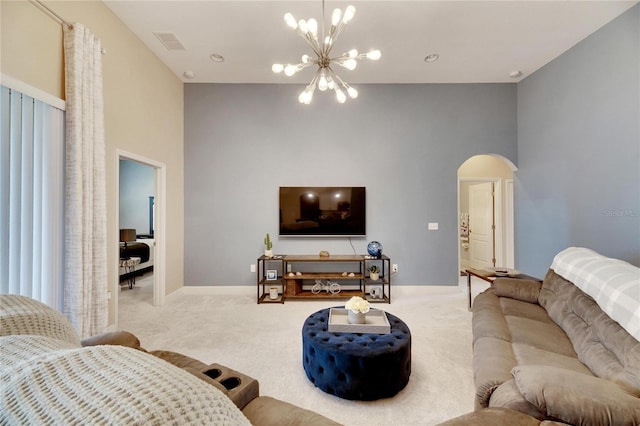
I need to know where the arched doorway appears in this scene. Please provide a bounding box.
[457,154,517,274]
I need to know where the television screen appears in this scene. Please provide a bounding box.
[279,187,366,237]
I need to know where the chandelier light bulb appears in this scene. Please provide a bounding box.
[284,13,298,29]
[348,49,358,58]
[342,6,356,24]
[318,72,328,91]
[298,19,308,34]
[342,59,357,70]
[272,63,284,73]
[366,49,382,60]
[327,76,335,90]
[301,54,311,63]
[298,85,315,104]
[284,64,297,76]
[307,19,318,38]
[336,89,347,104]
[331,8,342,26]
[324,36,331,47]
[347,86,358,99]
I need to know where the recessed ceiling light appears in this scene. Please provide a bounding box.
[424,53,439,63]
[510,70,523,79]
[210,53,225,62]
[183,71,195,79]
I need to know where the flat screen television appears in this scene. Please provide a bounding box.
[279,187,366,237]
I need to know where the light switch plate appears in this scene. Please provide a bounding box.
[428,222,439,230]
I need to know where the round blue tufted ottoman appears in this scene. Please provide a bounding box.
[302,307,411,400]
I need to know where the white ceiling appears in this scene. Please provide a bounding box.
[103,1,637,84]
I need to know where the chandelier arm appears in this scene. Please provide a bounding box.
[296,31,323,58]
[330,21,348,44]
[309,68,321,88]
[330,69,349,90]
[326,66,345,88]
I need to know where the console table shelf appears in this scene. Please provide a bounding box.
[256,254,391,304]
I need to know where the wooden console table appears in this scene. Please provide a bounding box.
[257,254,391,304]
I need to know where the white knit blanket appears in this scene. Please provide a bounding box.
[0,335,251,425]
[551,247,640,342]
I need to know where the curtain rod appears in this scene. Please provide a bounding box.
[33,0,72,28]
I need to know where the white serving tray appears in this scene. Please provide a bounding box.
[328,308,391,334]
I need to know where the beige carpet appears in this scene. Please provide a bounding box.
[118,274,490,425]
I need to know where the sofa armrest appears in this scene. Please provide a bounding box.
[493,278,541,304]
[512,365,640,425]
[81,330,144,351]
[243,396,342,426]
[150,351,259,410]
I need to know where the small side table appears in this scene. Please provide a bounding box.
[119,257,141,289]
[466,268,541,310]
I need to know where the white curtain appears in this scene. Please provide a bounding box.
[63,23,107,338]
[0,86,65,310]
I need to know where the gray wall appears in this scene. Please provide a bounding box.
[119,159,154,235]
[515,5,640,277]
[184,84,517,285]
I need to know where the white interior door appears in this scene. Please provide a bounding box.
[469,182,495,269]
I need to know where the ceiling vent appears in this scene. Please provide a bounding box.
[153,32,186,51]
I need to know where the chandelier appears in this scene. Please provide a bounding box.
[272,1,381,104]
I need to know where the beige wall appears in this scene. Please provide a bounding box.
[1,0,184,326]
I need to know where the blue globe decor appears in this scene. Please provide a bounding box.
[367,241,383,258]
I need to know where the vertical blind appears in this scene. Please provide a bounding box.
[0,85,65,311]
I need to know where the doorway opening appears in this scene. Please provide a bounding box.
[457,154,517,277]
[115,150,166,327]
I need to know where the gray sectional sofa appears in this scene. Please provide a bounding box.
[470,247,640,425]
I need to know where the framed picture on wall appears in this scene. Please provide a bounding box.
[266,270,277,280]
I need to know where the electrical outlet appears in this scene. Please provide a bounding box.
[250,264,256,273]
[392,264,398,273]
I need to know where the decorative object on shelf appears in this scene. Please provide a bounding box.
[368,265,380,281]
[345,296,370,324]
[367,241,383,258]
[370,286,382,299]
[264,233,273,258]
[311,279,341,294]
[269,287,278,299]
[319,250,330,257]
[272,1,381,104]
[266,270,277,280]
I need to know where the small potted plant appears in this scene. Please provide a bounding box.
[368,265,381,281]
[264,233,273,258]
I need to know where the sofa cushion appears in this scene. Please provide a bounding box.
[493,278,542,304]
[539,269,640,390]
[488,379,546,420]
[510,344,593,376]
[504,316,577,357]
[512,365,640,426]
[550,247,640,342]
